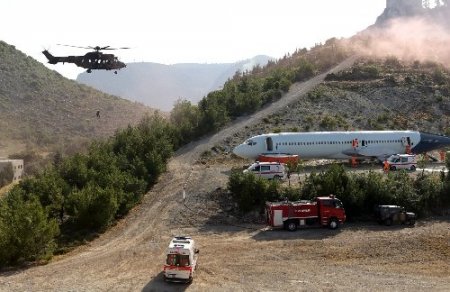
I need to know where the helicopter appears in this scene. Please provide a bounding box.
[42,45,129,74]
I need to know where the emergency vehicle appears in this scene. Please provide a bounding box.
[243,161,287,180]
[386,154,417,171]
[266,195,346,231]
[163,236,199,283]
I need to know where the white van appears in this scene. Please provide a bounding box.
[386,154,417,171]
[163,236,199,283]
[243,161,287,180]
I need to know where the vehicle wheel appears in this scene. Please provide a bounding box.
[390,166,396,171]
[410,165,416,171]
[329,218,339,230]
[285,220,297,231]
[384,218,392,226]
[273,175,281,181]
[408,219,416,226]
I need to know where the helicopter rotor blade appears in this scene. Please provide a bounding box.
[56,44,131,51]
[100,46,131,50]
[57,44,91,49]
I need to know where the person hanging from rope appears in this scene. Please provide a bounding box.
[96,110,100,119]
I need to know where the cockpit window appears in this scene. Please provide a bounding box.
[246,140,257,146]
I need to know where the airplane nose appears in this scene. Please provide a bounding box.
[232,144,244,157]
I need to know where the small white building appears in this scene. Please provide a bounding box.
[0,159,24,182]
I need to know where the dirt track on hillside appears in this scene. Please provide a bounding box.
[1,57,449,291]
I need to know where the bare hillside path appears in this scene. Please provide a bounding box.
[176,55,359,164]
[4,56,449,291]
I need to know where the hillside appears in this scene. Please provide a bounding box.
[0,41,155,156]
[210,57,450,156]
[76,56,272,111]
[2,56,449,291]
[1,1,450,289]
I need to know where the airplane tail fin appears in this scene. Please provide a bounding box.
[42,50,58,64]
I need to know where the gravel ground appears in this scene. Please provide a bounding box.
[1,57,449,292]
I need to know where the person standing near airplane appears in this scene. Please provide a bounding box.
[383,159,390,173]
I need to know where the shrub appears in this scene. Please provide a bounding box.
[0,189,59,266]
[67,183,118,230]
[0,163,14,187]
[228,169,279,212]
[228,163,450,219]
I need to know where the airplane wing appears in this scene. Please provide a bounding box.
[342,146,397,160]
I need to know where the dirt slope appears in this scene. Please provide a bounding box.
[1,56,449,291]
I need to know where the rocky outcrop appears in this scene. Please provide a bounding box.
[376,0,424,25]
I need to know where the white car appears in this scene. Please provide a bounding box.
[244,161,287,180]
[386,154,417,171]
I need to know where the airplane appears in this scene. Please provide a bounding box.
[232,130,450,161]
[42,45,128,74]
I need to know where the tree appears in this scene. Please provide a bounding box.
[0,189,59,266]
[19,168,68,222]
[67,183,118,230]
[0,162,14,187]
[170,99,201,146]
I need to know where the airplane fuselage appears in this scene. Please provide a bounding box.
[233,130,450,161]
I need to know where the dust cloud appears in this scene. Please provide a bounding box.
[349,16,450,66]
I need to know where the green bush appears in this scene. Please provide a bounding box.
[228,163,450,219]
[228,169,279,212]
[0,189,59,266]
[67,184,118,230]
[0,162,14,187]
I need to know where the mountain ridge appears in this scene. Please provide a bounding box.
[76,55,273,111]
[0,41,156,157]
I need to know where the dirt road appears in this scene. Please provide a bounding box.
[1,57,449,291]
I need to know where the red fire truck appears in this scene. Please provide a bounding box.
[266,195,346,231]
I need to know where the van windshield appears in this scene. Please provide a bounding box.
[166,254,190,266]
[388,156,399,163]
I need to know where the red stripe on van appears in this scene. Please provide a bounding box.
[164,265,192,271]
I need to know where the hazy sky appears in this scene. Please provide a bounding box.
[2,0,386,79]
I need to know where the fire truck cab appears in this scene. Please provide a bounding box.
[266,195,346,231]
[163,236,199,283]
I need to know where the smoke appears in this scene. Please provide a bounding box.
[348,16,450,66]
